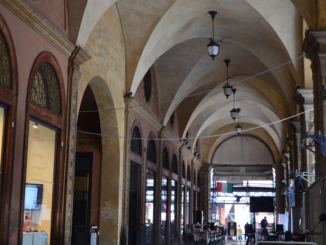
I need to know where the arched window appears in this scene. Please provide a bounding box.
[131,126,142,156]
[162,147,169,170]
[197,172,200,187]
[172,154,178,174]
[187,164,191,181]
[194,169,196,186]
[0,31,11,89]
[182,161,185,178]
[31,62,61,114]
[147,138,157,163]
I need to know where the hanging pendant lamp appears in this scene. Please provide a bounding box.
[230,88,241,121]
[207,11,219,60]
[223,59,233,99]
[236,114,242,134]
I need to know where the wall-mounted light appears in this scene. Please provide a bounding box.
[33,122,38,128]
[207,11,219,60]
[223,59,233,99]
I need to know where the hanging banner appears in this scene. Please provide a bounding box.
[290,179,295,207]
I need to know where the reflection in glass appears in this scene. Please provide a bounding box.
[170,180,177,244]
[23,119,57,245]
[181,184,185,240]
[187,187,190,228]
[193,190,196,223]
[161,175,168,245]
[145,170,155,245]
[0,106,5,218]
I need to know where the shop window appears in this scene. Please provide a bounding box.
[131,126,142,156]
[187,165,191,182]
[161,175,168,244]
[170,179,177,244]
[186,187,190,227]
[182,161,185,179]
[147,138,157,164]
[172,154,178,174]
[181,184,185,240]
[23,119,58,245]
[0,104,6,212]
[31,62,61,114]
[145,169,155,245]
[0,32,11,89]
[197,172,200,187]
[162,147,169,170]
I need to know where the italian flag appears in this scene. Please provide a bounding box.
[216,182,233,193]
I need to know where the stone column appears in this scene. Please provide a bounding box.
[289,120,302,206]
[282,152,291,209]
[64,47,91,245]
[273,164,285,215]
[303,30,326,177]
[200,165,213,224]
[293,88,315,189]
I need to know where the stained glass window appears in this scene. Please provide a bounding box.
[147,138,157,163]
[131,126,142,156]
[172,154,178,174]
[162,147,169,170]
[31,62,61,114]
[182,161,185,179]
[0,32,11,89]
[187,165,191,181]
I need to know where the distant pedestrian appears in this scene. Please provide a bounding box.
[237,225,243,240]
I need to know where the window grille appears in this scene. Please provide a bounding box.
[31,62,61,114]
[0,32,11,89]
[131,126,142,156]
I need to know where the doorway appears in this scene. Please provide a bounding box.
[129,162,141,245]
[71,154,92,245]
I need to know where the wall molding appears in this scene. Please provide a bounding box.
[0,0,76,58]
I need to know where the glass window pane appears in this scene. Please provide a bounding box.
[161,175,168,245]
[181,184,185,240]
[0,106,5,213]
[193,190,196,223]
[145,169,155,245]
[23,120,57,245]
[187,187,190,227]
[170,180,177,244]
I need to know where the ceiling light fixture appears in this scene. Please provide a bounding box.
[230,88,241,121]
[207,11,219,60]
[236,114,242,135]
[223,59,232,99]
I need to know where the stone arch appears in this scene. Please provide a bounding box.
[147,132,157,164]
[85,76,121,245]
[131,120,143,157]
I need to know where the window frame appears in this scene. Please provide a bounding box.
[20,52,66,245]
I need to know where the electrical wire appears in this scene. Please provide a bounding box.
[76,107,313,140]
[79,55,304,112]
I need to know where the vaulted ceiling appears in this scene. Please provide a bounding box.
[69,0,323,166]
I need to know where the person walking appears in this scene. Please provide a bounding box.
[237,225,243,240]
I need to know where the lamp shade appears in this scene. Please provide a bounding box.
[236,124,242,134]
[207,39,219,60]
[230,108,239,121]
[223,83,233,99]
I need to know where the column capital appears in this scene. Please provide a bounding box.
[303,29,326,60]
[289,120,301,134]
[293,88,314,106]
